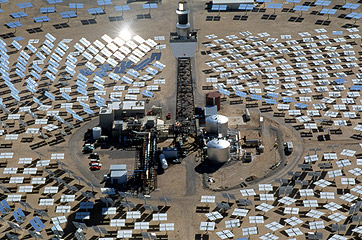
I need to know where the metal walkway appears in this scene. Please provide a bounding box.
[175,58,196,137]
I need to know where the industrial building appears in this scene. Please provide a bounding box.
[108,164,127,185]
[99,100,146,134]
[93,99,160,192]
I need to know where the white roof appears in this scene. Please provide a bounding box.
[110,164,127,171]
[122,101,145,110]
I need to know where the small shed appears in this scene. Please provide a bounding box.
[109,164,127,185]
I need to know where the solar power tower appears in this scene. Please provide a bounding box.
[170,0,198,138]
[170,0,197,58]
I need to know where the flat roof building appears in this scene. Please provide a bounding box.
[109,164,127,185]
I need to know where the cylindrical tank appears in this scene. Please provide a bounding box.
[207,139,230,163]
[92,127,102,140]
[206,92,221,110]
[159,154,168,170]
[205,114,228,137]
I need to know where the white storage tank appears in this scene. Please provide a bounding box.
[159,154,168,170]
[205,114,228,137]
[92,127,102,140]
[207,139,230,163]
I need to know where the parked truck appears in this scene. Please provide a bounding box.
[284,141,293,155]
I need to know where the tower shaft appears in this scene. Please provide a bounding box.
[176,1,190,38]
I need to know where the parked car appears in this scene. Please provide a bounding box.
[90,163,102,170]
[89,159,100,166]
[245,175,257,182]
[83,143,94,153]
[90,153,100,159]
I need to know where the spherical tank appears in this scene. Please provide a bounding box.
[207,139,230,163]
[205,114,228,137]
[92,127,102,140]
